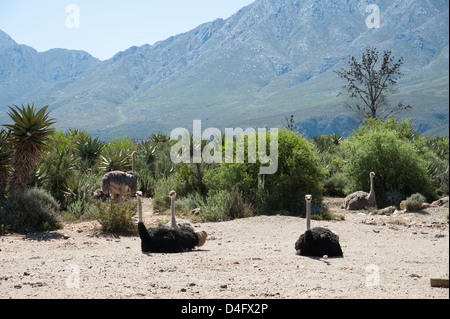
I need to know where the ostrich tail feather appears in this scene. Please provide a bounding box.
[101,176,110,195]
[196,231,208,247]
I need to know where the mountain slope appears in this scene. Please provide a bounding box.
[1,0,448,138]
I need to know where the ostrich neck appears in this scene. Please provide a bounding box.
[171,197,178,229]
[306,201,311,231]
[132,155,136,174]
[369,176,375,196]
[138,197,143,223]
[367,175,375,204]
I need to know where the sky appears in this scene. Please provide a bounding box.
[0,0,255,60]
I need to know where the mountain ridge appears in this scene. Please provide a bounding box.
[1,0,448,138]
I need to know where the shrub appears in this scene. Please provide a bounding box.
[341,124,435,208]
[403,193,426,211]
[152,176,174,213]
[95,199,136,233]
[204,129,325,216]
[0,187,61,232]
[193,190,231,222]
[174,193,197,215]
[323,172,346,197]
[190,186,254,222]
[37,148,77,205]
[227,186,254,220]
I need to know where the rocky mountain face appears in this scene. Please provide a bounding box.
[1,0,448,138]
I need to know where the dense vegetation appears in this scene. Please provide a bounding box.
[0,105,448,234]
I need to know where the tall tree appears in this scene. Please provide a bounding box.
[4,104,56,192]
[335,48,412,120]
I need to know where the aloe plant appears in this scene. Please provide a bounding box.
[100,149,131,172]
[3,104,56,192]
[75,134,105,168]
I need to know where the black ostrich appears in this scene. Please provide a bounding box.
[137,191,207,253]
[295,195,343,257]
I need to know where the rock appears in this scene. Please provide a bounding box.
[377,206,396,215]
[431,196,449,207]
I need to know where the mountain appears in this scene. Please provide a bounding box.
[1,0,448,138]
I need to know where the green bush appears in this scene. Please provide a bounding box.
[174,193,198,215]
[152,176,174,213]
[227,186,254,220]
[323,172,346,197]
[95,199,136,233]
[204,129,325,216]
[0,187,62,232]
[193,190,231,222]
[341,121,436,208]
[403,193,426,211]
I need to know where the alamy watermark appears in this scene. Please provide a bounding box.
[170,120,278,175]
[365,264,380,288]
[65,264,80,289]
[365,4,380,29]
[66,4,80,29]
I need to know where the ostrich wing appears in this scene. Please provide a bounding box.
[342,191,370,210]
[139,225,200,253]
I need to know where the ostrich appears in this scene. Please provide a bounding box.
[295,195,343,257]
[102,151,138,203]
[137,191,207,253]
[167,190,193,230]
[341,172,376,210]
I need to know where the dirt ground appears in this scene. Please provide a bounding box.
[1,197,448,299]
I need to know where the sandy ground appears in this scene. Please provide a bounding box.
[0,197,448,299]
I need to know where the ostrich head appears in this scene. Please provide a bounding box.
[370,172,375,178]
[169,190,176,199]
[305,194,312,231]
[136,191,143,198]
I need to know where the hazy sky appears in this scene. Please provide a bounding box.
[0,0,255,60]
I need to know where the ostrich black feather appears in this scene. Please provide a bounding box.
[295,227,343,257]
[138,222,200,253]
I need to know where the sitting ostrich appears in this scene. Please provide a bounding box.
[137,191,207,253]
[167,190,194,230]
[341,172,376,210]
[102,151,138,203]
[295,195,343,257]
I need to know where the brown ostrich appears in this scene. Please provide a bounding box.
[342,172,376,210]
[102,151,138,203]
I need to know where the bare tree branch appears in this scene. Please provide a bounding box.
[335,48,412,120]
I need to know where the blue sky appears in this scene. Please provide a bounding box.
[0,0,255,60]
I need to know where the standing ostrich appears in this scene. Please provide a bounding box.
[341,172,376,210]
[295,195,343,257]
[137,191,207,253]
[102,151,138,203]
